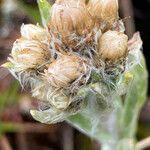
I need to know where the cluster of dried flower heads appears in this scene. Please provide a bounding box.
[6,0,142,123]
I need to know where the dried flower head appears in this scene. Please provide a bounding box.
[87,0,118,30]
[98,30,128,60]
[44,54,88,88]
[9,38,51,72]
[7,24,52,73]
[49,0,93,36]
[21,24,50,43]
[48,0,98,52]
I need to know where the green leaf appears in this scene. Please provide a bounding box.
[1,62,13,69]
[17,0,41,23]
[37,0,51,27]
[119,54,148,139]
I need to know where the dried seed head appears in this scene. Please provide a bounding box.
[9,38,51,72]
[98,30,128,60]
[49,0,93,36]
[44,54,88,88]
[21,24,50,43]
[87,0,118,30]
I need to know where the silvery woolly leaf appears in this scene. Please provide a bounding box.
[30,108,67,124]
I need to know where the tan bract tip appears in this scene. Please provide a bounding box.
[21,24,50,43]
[98,30,128,60]
[87,0,119,30]
[49,0,93,36]
[1,62,13,69]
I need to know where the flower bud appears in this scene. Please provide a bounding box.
[49,0,93,36]
[98,30,128,60]
[9,38,51,72]
[87,0,119,30]
[21,24,50,43]
[32,83,70,110]
[44,54,88,88]
[47,88,70,110]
